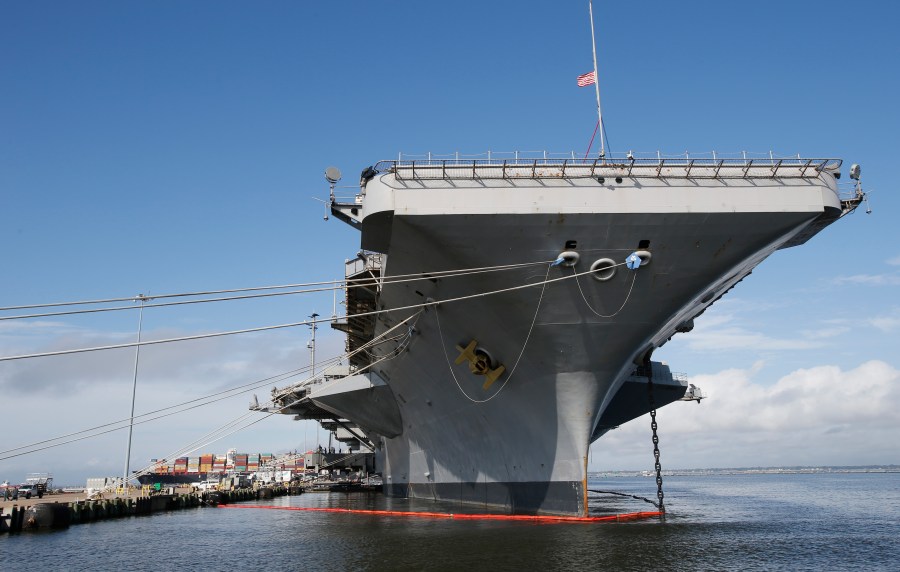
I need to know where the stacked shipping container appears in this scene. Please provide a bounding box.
[147,452,290,475]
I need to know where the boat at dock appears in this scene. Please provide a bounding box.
[134,448,373,486]
[135,450,270,486]
[260,152,866,516]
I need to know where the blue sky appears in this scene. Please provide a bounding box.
[2,0,898,485]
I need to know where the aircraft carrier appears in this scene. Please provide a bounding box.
[263,153,864,515]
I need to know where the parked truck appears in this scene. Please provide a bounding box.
[20,473,53,498]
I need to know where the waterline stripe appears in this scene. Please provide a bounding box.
[217,504,662,523]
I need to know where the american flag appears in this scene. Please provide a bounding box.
[577,71,596,87]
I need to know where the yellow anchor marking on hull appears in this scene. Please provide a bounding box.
[481,365,506,390]
[454,340,478,365]
[455,339,506,391]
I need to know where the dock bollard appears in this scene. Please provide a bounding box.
[13,506,22,531]
[8,506,21,533]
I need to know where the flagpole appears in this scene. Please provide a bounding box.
[588,0,606,157]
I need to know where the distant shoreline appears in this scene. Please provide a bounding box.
[20,466,900,489]
[591,465,900,477]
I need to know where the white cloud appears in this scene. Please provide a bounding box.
[832,273,900,286]
[0,320,92,352]
[847,306,900,334]
[886,256,900,266]
[799,326,849,340]
[683,315,823,352]
[5,315,897,486]
[591,360,900,470]
[0,322,348,485]
[868,316,900,333]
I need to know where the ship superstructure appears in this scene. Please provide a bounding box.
[266,153,864,515]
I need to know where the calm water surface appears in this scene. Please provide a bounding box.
[1,473,897,571]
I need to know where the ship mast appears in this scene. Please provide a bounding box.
[588,0,607,157]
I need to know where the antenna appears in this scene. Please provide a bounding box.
[848,163,872,214]
[323,167,342,222]
[308,312,319,378]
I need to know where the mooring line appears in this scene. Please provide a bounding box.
[587,489,660,509]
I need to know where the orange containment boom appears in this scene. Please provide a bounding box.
[217,504,661,523]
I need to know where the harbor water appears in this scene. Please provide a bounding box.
[1,472,897,571]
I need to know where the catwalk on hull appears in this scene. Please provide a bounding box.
[265,154,864,516]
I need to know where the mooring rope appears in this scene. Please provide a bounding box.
[0,310,423,462]
[587,488,660,509]
[573,266,638,318]
[0,260,620,362]
[0,260,553,320]
[435,262,552,404]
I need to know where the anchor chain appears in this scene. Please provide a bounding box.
[646,361,666,518]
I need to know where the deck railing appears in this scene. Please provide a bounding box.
[373,152,842,181]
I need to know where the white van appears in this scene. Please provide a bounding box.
[193,480,219,492]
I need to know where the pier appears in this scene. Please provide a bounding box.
[0,485,293,534]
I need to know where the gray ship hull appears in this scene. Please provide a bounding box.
[370,208,825,514]
[273,156,860,516]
